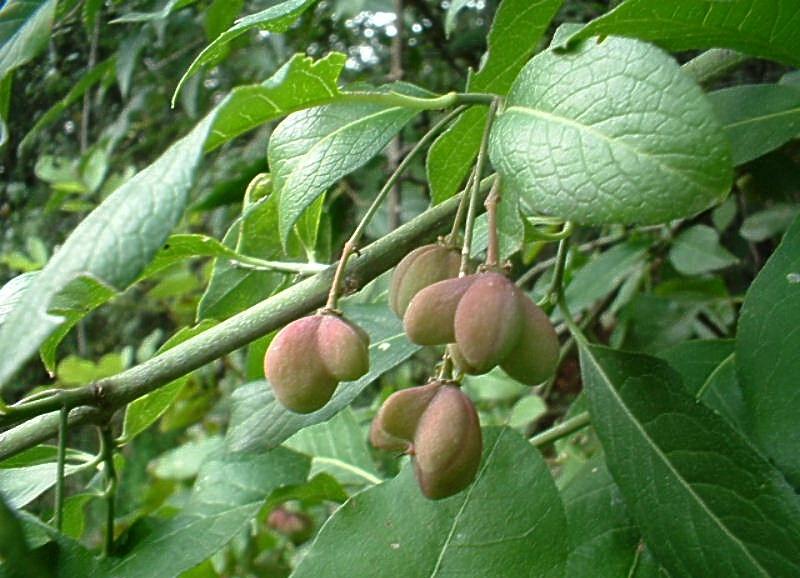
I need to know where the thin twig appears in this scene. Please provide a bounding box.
[53,404,68,531]
[484,177,502,268]
[99,426,117,558]
[529,411,590,448]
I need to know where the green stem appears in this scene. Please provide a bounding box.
[516,233,624,287]
[341,90,495,110]
[484,177,502,269]
[446,167,477,244]
[529,411,591,448]
[100,426,117,558]
[461,99,499,274]
[541,234,571,308]
[54,404,68,531]
[230,256,328,275]
[325,105,468,310]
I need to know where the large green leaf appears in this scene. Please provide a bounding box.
[737,214,800,486]
[173,0,320,104]
[567,0,800,68]
[0,53,346,392]
[270,96,418,244]
[580,343,800,577]
[0,461,85,509]
[489,36,732,225]
[0,495,49,578]
[427,0,563,204]
[226,304,420,453]
[0,0,57,81]
[285,407,381,486]
[562,455,664,577]
[709,84,800,166]
[292,428,568,577]
[104,447,309,578]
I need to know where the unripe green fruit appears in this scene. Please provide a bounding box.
[265,313,369,413]
[370,381,443,452]
[403,276,477,345]
[500,296,559,385]
[389,244,461,317]
[454,272,523,374]
[413,385,482,500]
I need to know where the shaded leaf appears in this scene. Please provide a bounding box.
[580,343,800,577]
[0,0,57,80]
[737,214,800,486]
[293,428,568,578]
[669,225,738,276]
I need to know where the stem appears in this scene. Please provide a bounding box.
[542,234,571,307]
[387,0,405,231]
[461,99,499,274]
[100,426,117,558]
[484,177,502,269]
[516,233,624,287]
[230,256,328,275]
[54,404,68,531]
[529,411,591,448]
[325,105,468,310]
[341,90,495,110]
[446,168,476,243]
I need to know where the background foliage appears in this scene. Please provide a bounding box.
[1,0,799,576]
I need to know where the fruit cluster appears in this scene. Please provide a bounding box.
[263,240,558,500]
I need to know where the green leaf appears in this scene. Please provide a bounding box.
[740,203,800,242]
[738,214,800,486]
[270,96,418,245]
[668,224,738,276]
[150,436,224,481]
[0,0,57,81]
[104,448,310,578]
[292,428,568,578]
[566,0,800,68]
[709,84,800,166]
[558,240,650,319]
[226,304,420,453]
[0,495,50,578]
[579,343,800,577]
[285,407,381,486]
[0,272,37,327]
[427,0,564,204]
[172,0,320,105]
[489,36,732,225]
[562,454,664,578]
[0,53,346,392]
[18,57,117,154]
[141,233,247,278]
[0,461,84,509]
[120,320,218,443]
[204,0,244,41]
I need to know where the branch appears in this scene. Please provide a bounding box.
[0,178,496,460]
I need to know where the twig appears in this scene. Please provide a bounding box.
[100,425,117,558]
[53,403,68,531]
[529,411,590,448]
[484,177,502,268]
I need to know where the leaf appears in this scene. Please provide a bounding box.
[489,35,732,226]
[709,84,800,166]
[120,320,218,443]
[285,407,381,486]
[579,342,800,577]
[292,428,568,577]
[18,57,117,153]
[150,436,224,481]
[226,304,420,453]
[562,455,664,578]
[740,203,800,242]
[737,214,800,486]
[141,233,248,278]
[669,224,738,276]
[0,0,57,81]
[0,494,50,578]
[0,272,37,327]
[270,96,418,245]
[558,239,650,319]
[566,0,800,68]
[427,0,564,204]
[0,461,84,509]
[173,0,320,104]
[104,447,310,578]
[0,53,347,392]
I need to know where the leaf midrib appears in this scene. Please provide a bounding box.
[582,346,771,577]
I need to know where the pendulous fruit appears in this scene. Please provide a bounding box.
[370,381,443,453]
[413,385,482,500]
[454,272,523,374]
[264,312,369,413]
[370,381,482,500]
[499,296,559,385]
[389,243,461,317]
[403,275,477,345]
